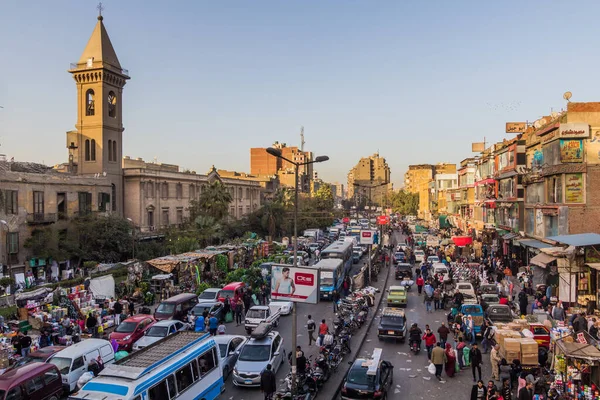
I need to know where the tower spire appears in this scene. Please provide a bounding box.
[97,2,104,20]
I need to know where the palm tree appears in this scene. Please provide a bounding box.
[196,181,233,221]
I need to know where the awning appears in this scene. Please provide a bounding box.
[547,233,600,247]
[474,178,496,186]
[530,253,557,268]
[502,232,519,241]
[452,236,473,246]
[586,263,600,271]
[517,239,552,249]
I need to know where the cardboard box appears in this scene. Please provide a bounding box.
[520,338,538,355]
[503,351,521,363]
[504,338,522,352]
[521,354,538,366]
[507,323,523,331]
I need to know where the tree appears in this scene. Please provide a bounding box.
[389,190,419,215]
[189,180,233,222]
[313,185,334,211]
[194,215,223,247]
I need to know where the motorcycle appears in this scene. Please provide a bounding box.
[409,339,421,354]
[312,354,331,385]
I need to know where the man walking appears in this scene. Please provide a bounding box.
[437,323,450,348]
[518,290,528,316]
[235,298,244,326]
[332,290,340,313]
[318,319,328,344]
[490,345,502,381]
[431,342,446,381]
[113,300,123,327]
[424,281,434,313]
[260,364,276,400]
[471,343,483,382]
[518,380,534,400]
[307,315,316,346]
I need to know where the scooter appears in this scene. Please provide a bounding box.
[409,339,421,354]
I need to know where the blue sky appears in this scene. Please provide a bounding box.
[2,1,600,188]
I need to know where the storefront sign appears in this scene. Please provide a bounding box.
[565,173,584,203]
[560,140,583,163]
[559,123,590,139]
[506,122,527,133]
[586,130,600,164]
[577,332,587,344]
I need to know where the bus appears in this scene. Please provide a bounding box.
[70,331,223,400]
[320,241,353,276]
[313,258,345,300]
[348,227,361,238]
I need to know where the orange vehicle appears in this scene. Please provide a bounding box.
[528,323,550,349]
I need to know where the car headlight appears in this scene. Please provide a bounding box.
[123,335,131,341]
[233,367,238,374]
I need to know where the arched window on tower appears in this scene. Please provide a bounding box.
[85,139,91,161]
[86,90,95,116]
[112,140,117,162]
[108,140,113,162]
[90,139,96,161]
[108,91,117,118]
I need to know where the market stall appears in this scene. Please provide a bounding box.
[553,331,600,398]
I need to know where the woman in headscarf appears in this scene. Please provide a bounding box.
[444,342,457,377]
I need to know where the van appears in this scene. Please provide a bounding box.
[47,338,114,393]
[0,362,64,400]
[154,293,199,321]
[218,282,246,303]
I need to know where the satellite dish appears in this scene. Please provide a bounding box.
[533,120,542,129]
[564,91,572,101]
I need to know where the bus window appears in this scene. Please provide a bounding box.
[198,349,216,376]
[175,364,194,393]
[149,381,169,400]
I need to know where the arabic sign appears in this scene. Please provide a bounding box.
[559,123,590,139]
[565,173,584,203]
[506,122,527,134]
[360,230,375,245]
[577,332,587,344]
[377,215,390,225]
[271,265,319,304]
[560,140,583,163]
[586,130,600,164]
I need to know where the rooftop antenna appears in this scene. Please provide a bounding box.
[300,126,305,152]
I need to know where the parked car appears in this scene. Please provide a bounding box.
[268,300,294,316]
[197,288,221,303]
[132,320,188,351]
[244,305,281,334]
[341,348,393,400]
[432,264,451,283]
[109,314,156,351]
[377,308,407,342]
[456,282,477,302]
[218,282,246,303]
[191,301,225,322]
[480,293,500,308]
[232,330,285,387]
[0,363,63,400]
[213,334,248,380]
[528,323,551,349]
[486,304,516,324]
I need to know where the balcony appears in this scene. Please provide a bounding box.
[26,213,57,225]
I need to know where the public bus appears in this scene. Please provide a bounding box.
[320,241,354,276]
[313,258,345,300]
[348,227,362,238]
[70,331,223,400]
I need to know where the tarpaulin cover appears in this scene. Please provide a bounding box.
[530,253,557,268]
[452,236,473,246]
[89,275,115,299]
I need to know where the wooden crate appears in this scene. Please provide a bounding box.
[520,338,538,355]
[504,338,522,352]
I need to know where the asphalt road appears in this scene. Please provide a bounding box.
[221,242,384,400]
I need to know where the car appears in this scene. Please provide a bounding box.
[2,346,66,373]
[460,304,485,337]
[352,249,361,263]
[197,288,221,303]
[377,308,407,342]
[308,243,320,253]
[213,334,248,380]
[486,304,516,324]
[286,255,307,266]
[528,323,551,349]
[456,282,477,300]
[341,348,393,400]
[132,319,188,351]
[395,263,412,280]
[232,329,286,387]
[386,285,407,307]
[296,250,310,263]
[427,256,440,264]
[109,314,156,351]
[480,293,500,307]
[393,252,406,264]
[269,300,294,316]
[478,284,500,296]
[218,282,246,303]
[432,264,451,283]
[414,250,426,263]
[191,301,225,322]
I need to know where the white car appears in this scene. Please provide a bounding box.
[456,282,477,304]
[213,335,248,380]
[427,256,440,264]
[197,288,221,303]
[269,300,294,316]
[414,250,425,263]
[132,320,188,351]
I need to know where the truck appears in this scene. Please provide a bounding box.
[244,305,281,334]
[303,229,324,242]
[460,304,485,338]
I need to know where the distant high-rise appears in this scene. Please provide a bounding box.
[348,153,392,206]
[250,143,314,192]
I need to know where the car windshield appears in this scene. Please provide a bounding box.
[238,344,271,362]
[219,290,235,299]
[49,357,72,375]
[193,305,212,315]
[390,290,404,296]
[198,291,217,299]
[156,303,175,314]
[347,367,376,387]
[458,284,471,290]
[246,310,266,319]
[383,316,404,325]
[146,326,169,337]
[115,321,137,333]
[321,277,334,286]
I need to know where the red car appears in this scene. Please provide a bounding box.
[109,314,156,351]
[528,323,551,349]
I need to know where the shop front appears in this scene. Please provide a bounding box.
[554,331,600,398]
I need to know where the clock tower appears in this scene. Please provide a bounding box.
[67,14,129,214]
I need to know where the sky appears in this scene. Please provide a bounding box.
[2,1,600,189]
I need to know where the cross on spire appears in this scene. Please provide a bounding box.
[97,2,104,20]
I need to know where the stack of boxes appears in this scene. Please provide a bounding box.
[503,338,522,363]
[520,338,539,365]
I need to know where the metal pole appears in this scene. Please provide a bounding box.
[368,244,372,284]
[291,162,299,394]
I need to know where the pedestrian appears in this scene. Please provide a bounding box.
[551,300,566,321]
[113,300,123,326]
[437,323,450,348]
[456,337,466,369]
[223,296,231,316]
[307,315,316,346]
[86,312,98,338]
[433,287,441,310]
[19,332,32,358]
[416,275,424,295]
[444,342,457,377]
[500,377,512,400]
[465,315,476,345]
[430,342,446,381]
[332,290,340,313]
[470,380,487,400]
[490,345,501,381]
[422,328,437,360]
[195,312,205,332]
[518,291,528,316]
[518,380,534,400]
[208,313,218,336]
[235,298,244,326]
[260,364,277,400]
[471,343,483,382]
[217,321,226,335]
[318,319,328,344]
[481,321,493,354]
[424,284,434,313]
[343,278,350,296]
[128,298,135,316]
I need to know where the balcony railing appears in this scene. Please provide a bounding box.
[26,213,57,224]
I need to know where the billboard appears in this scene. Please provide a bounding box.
[560,139,583,163]
[360,230,375,245]
[271,265,319,304]
[472,142,485,152]
[506,122,527,134]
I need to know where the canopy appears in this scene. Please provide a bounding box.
[547,233,600,247]
[586,263,600,271]
[516,239,552,249]
[556,331,600,362]
[452,236,473,247]
[502,232,519,241]
[89,275,115,299]
[530,253,557,268]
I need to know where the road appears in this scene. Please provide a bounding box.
[221,238,388,400]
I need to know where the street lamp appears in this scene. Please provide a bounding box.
[126,218,137,260]
[0,220,9,279]
[266,147,329,393]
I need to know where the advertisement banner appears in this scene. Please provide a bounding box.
[360,230,375,245]
[565,173,584,203]
[506,122,527,133]
[560,139,583,163]
[559,123,590,139]
[587,130,600,164]
[271,265,319,304]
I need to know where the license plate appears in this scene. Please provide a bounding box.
[244,379,253,385]
[388,331,395,335]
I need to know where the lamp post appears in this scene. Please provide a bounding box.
[266,147,329,394]
[126,218,136,260]
[0,220,10,279]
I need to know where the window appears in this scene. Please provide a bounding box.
[72,356,84,370]
[245,188,249,198]
[166,375,176,398]
[176,183,183,200]
[230,207,235,215]
[108,91,117,118]
[161,183,169,199]
[108,140,113,161]
[90,139,96,161]
[526,182,544,204]
[162,208,169,226]
[112,140,117,162]
[176,208,183,225]
[147,182,154,198]
[149,381,169,400]
[25,376,44,394]
[86,89,95,116]
[189,185,195,199]
[57,192,66,219]
[546,175,563,204]
[6,387,22,400]
[197,348,217,376]
[246,205,250,214]
[78,192,92,215]
[543,140,561,166]
[112,183,117,211]
[175,364,194,393]
[98,192,110,212]
[5,190,17,214]
[33,191,44,217]
[148,210,154,227]
[7,232,18,254]
[238,188,243,199]
[238,206,242,217]
[190,359,200,381]
[85,139,91,161]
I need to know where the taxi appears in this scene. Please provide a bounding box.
[377,307,407,342]
[386,285,407,307]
